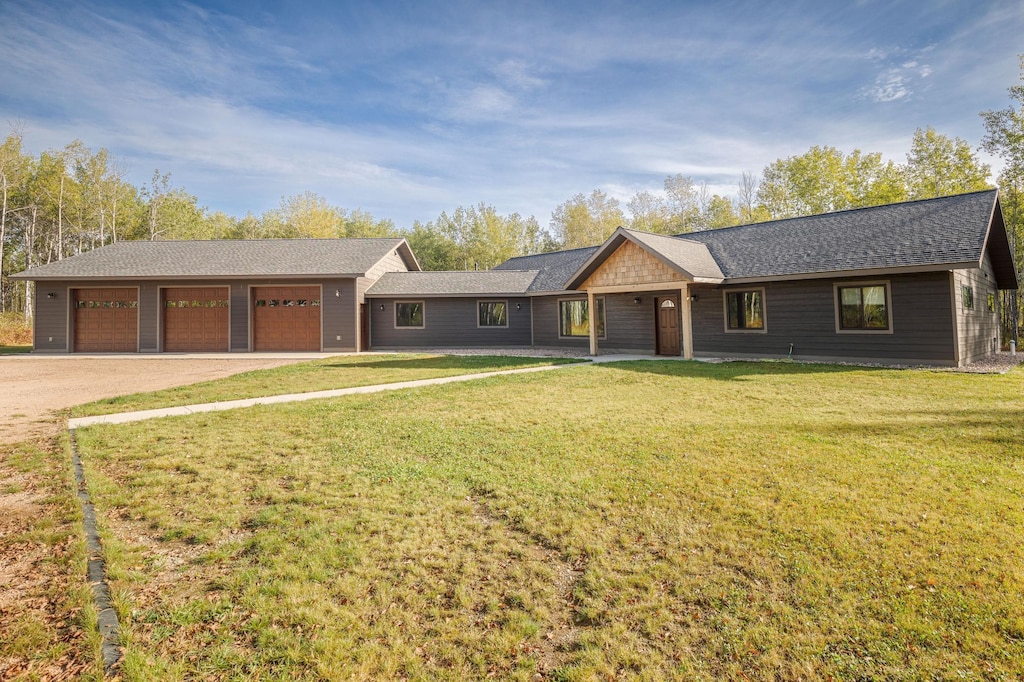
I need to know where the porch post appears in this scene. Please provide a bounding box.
[680,283,693,359]
[587,288,598,356]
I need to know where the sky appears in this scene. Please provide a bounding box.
[1,0,1022,229]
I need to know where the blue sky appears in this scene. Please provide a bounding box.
[1,0,1021,229]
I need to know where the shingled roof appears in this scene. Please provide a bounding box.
[566,228,725,289]
[11,238,419,280]
[365,270,539,297]
[492,246,599,292]
[683,190,1013,285]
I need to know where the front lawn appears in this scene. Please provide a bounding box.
[73,353,581,416]
[76,361,1024,680]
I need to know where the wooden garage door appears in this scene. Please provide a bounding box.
[163,287,230,352]
[252,286,321,351]
[73,288,138,353]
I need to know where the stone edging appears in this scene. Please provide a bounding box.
[68,429,122,675]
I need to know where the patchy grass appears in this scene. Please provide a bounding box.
[0,312,32,353]
[0,436,103,680]
[73,353,582,416]
[76,361,1024,680]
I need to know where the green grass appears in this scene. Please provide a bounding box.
[73,353,582,416]
[0,344,31,354]
[75,361,1024,680]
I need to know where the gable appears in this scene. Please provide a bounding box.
[581,240,689,289]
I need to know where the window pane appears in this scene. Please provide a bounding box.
[727,293,740,328]
[560,300,588,336]
[396,302,423,327]
[862,286,887,328]
[839,287,863,329]
[744,292,763,329]
[961,285,974,310]
[479,301,507,327]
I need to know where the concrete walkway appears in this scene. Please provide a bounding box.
[67,364,573,428]
[66,354,700,429]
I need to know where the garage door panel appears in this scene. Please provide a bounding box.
[73,288,138,353]
[252,286,321,351]
[163,287,229,352]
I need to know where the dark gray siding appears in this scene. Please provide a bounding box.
[230,283,249,351]
[530,293,669,353]
[138,284,159,351]
[323,279,357,352]
[369,297,532,348]
[531,296,589,349]
[31,281,71,352]
[690,272,957,365]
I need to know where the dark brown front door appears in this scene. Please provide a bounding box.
[73,288,138,352]
[163,287,230,352]
[252,286,321,351]
[656,297,680,356]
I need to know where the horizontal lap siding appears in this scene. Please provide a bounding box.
[531,296,589,349]
[32,281,71,351]
[690,273,956,364]
[603,293,660,352]
[954,254,1000,365]
[370,297,532,348]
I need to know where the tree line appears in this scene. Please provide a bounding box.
[2,59,1022,339]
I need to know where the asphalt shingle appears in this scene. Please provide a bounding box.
[12,238,414,280]
[365,270,539,296]
[492,246,600,292]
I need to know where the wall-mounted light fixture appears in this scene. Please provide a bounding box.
[379,304,385,311]
[46,292,57,299]
[335,289,340,297]
[633,296,642,305]
[689,294,698,302]
[516,303,521,310]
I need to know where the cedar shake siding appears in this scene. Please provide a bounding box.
[690,272,957,365]
[369,297,533,348]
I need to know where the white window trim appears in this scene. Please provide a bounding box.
[476,299,509,329]
[394,300,425,329]
[833,281,894,335]
[722,288,768,334]
[557,296,606,340]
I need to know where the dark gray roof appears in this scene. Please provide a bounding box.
[365,270,539,297]
[493,246,600,292]
[681,190,1002,282]
[11,238,418,280]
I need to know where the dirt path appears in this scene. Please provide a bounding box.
[0,356,319,444]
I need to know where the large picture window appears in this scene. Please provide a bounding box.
[837,284,889,331]
[395,301,424,328]
[478,301,508,327]
[725,290,765,331]
[559,298,605,338]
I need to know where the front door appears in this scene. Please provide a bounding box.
[656,297,680,356]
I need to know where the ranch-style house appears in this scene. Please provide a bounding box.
[13,190,1018,367]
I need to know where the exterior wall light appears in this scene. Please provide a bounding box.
[633,297,642,305]
[46,292,57,299]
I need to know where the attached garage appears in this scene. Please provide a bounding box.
[252,286,322,351]
[73,287,138,352]
[162,287,230,352]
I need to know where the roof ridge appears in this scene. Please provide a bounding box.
[677,188,998,238]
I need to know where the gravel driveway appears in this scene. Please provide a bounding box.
[0,355,333,443]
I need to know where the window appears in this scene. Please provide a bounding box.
[725,290,765,331]
[478,301,508,327]
[961,285,974,310]
[837,284,889,331]
[988,292,996,313]
[559,298,605,338]
[395,301,424,328]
